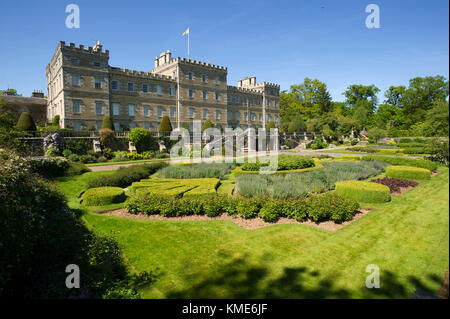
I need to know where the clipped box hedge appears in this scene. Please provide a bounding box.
[340,155,361,161]
[362,155,438,171]
[335,180,391,203]
[385,166,431,180]
[82,187,126,206]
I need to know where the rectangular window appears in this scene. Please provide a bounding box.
[111,80,118,90]
[114,122,121,131]
[202,109,208,119]
[274,100,278,108]
[128,104,135,116]
[71,58,80,65]
[72,75,80,86]
[143,105,150,117]
[266,99,270,107]
[202,90,207,100]
[189,108,195,119]
[243,97,247,105]
[156,85,163,95]
[170,107,176,118]
[112,103,120,116]
[128,83,134,92]
[215,110,221,120]
[188,72,193,80]
[142,84,149,93]
[251,113,256,121]
[275,115,279,122]
[130,122,136,129]
[189,89,194,98]
[74,122,81,131]
[257,99,262,106]
[215,92,220,101]
[259,114,262,122]
[244,112,248,121]
[215,76,219,85]
[93,62,101,67]
[95,101,103,115]
[72,100,81,114]
[157,106,163,118]
[202,74,207,83]
[94,78,102,89]
[227,111,232,121]
[235,111,240,121]
[235,96,240,104]
[267,114,271,122]
[144,122,151,130]
[227,95,231,103]
[251,98,255,105]
[169,87,174,96]
[96,121,102,130]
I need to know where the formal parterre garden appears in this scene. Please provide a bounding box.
[52,151,449,298]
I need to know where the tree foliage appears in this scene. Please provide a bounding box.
[16,112,36,131]
[101,116,114,130]
[159,115,172,132]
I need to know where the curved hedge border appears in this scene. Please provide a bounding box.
[233,158,323,175]
[362,155,438,171]
[82,187,126,206]
[335,180,391,203]
[125,191,360,223]
[385,166,431,180]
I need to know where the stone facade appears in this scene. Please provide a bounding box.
[46,41,280,131]
[0,91,47,125]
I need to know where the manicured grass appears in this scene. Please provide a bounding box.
[56,166,449,299]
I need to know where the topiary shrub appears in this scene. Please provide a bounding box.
[340,155,361,160]
[101,116,114,130]
[82,187,126,206]
[306,192,360,222]
[335,181,391,203]
[52,114,60,127]
[385,166,431,180]
[159,115,172,132]
[16,112,36,131]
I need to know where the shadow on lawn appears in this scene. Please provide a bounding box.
[165,254,443,299]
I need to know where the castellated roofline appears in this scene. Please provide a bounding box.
[151,54,227,73]
[111,67,175,81]
[59,41,109,57]
[227,85,261,94]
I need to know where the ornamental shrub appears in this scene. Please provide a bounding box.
[385,166,431,180]
[201,119,214,132]
[129,128,158,153]
[82,187,126,206]
[99,128,115,148]
[236,198,261,219]
[101,116,114,130]
[28,157,70,178]
[362,155,438,171]
[335,181,391,203]
[159,115,173,132]
[16,112,36,131]
[52,114,60,127]
[258,201,280,222]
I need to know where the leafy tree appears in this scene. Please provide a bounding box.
[159,115,172,132]
[343,84,380,112]
[201,119,214,132]
[306,118,321,132]
[266,120,276,131]
[129,128,158,153]
[52,114,60,127]
[0,88,19,96]
[384,86,406,107]
[101,116,114,130]
[367,127,387,143]
[16,112,36,131]
[337,117,359,137]
[375,104,404,129]
[280,78,332,121]
[422,101,449,137]
[332,101,353,118]
[353,100,375,128]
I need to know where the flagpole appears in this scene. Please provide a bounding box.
[188,30,190,59]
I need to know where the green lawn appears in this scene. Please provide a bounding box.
[57,167,449,298]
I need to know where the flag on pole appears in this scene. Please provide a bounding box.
[182,28,189,37]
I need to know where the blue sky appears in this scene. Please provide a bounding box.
[0,0,448,102]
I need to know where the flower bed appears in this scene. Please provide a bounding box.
[370,177,419,193]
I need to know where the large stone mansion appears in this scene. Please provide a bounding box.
[46,41,280,131]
